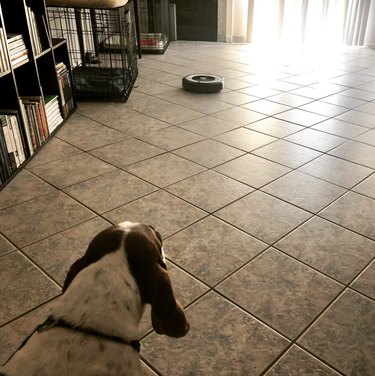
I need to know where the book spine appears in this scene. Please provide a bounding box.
[1,116,18,172]
[0,119,12,178]
[19,99,34,156]
[11,115,26,164]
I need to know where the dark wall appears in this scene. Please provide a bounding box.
[171,0,218,41]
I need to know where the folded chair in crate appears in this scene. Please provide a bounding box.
[46,0,141,101]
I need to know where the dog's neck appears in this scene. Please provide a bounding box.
[50,250,144,341]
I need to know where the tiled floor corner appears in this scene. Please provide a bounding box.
[1,42,374,374]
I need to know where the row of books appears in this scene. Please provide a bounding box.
[7,33,29,67]
[0,94,65,184]
[56,62,74,118]
[26,7,50,55]
[0,28,10,72]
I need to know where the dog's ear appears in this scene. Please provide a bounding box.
[125,228,189,338]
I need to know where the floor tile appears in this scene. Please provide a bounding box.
[335,110,375,128]
[299,290,375,376]
[163,216,266,286]
[0,170,56,210]
[216,191,311,244]
[353,173,375,198]
[285,129,346,152]
[0,191,95,247]
[355,101,375,115]
[97,114,170,137]
[320,191,375,240]
[133,77,174,95]
[340,88,375,101]
[262,171,346,213]
[240,85,281,98]
[268,92,313,107]
[22,217,110,286]
[246,117,303,138]
[213,128,276,152]
[63,170,157,213]
[275,109,327,127]
[329,140,375,169]
[354,129,375,146]
[0,252,60,326]
[212,107,266,125]
[146,104,203,125]
[177,116,239,137]
[27,153,116,189]
[141,292,289,376]
[89,138,164,168]
[167,170,252,212]
[253,140,322,168]
[25,137,82,168]
[217,249,342,338]
[125,153,205,188]
[242,99,291,115]
[173,139,245,168]
[0,235,15,257]
[55,113,129,151]
[137,126,204,151]
[312,118,368,139]
[322,93,367,109]
[0,301,54,364]
[299,101,348,117]
[350,261,375,300]
[275,216,375,283]
[265,345,341,376]
[215,154,290,188]
[103,190,206,238]
[180,97,234,114]
[299,154,373,189]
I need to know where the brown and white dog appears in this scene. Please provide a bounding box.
[1,221,189,376]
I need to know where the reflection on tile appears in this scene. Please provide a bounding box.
[215,154,290,188]
[285,129,346,152]
[253,140,322,169]
[0,301,54,364]
[181,97,234,114]
[174,139,244,168]
[89,139,164,168]
[299,101,348,117]
[23,217,111,285]
[142,292,289,376]
[0,252,60,326]
[355,129,375,147]
[216,191,311,244]
[26,138,82,168]
[266,346,341,376]
[350,261,375,300]
[27,153,116,188]
[299,154,373,189]
[212,107,266,126]
[63,170,157,213]
[0,192,95,247]
[268,93,312,107]
[217,249,342,338]
[137,126,204,151]
[247,117,303,138]
[0,170,56,210]
[166,170,251,212]
[335,110,375,128]
[299,290,375,376]
[320,192,375,240]
[164,216,267,285]
[242,99,291,115]
[262,171,346,213]
[213,128,276,152]
[217,91,257,105]
[322,93,367,109]
[329,140,375,169]
[56,113,129,151]
[353,173,375,199]
[177,116,239,137]
[104,190,206,238]
[275,217,375,283]
[0,235,15,257]
[125,153,205,188]
[275,109,327,127]
[312,118,368,139]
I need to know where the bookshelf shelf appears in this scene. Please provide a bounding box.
[0,0,76,189]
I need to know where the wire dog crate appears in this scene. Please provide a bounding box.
[47,0,138,101]
[138,0,171,53]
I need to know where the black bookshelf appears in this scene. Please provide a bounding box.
[0,0,76,189]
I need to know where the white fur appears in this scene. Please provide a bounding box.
[1,249,146,376]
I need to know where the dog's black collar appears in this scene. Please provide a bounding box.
[37,316,141,353]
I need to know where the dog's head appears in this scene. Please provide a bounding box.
[62,221,189,338]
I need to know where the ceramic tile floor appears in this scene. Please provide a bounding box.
[1,42,375,375]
